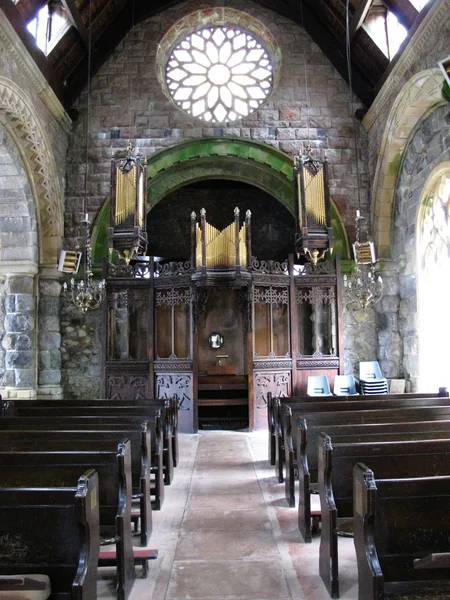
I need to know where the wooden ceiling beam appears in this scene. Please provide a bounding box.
[349,0,373,39]
[61,0,91,52]
[63,0,179,106]
[382,0,418,28]
[275,0,375,105]
[64,0,376,107]
[0,0,64,100]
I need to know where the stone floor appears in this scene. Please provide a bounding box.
[98,430,358,599]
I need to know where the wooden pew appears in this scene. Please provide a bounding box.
[354,463,450,600]
[267,389,448,466]
[0,414,166,506]
[0,469,99,599]
[318,434,450,598]
[3,397,180,468]
[0,428,153,546]
[2,405,174,487]
[281,397,450,503]
[296,415,450,543]
[0,440,154,600]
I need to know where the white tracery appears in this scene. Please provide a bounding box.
[166,26,273,122]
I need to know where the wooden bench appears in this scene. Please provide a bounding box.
[0,413,167,505]
[281,397,450,503]
[0,469,99,599]
[267,389,448,466]
[354,463,450,600]
[0,428,154,546]
[0,440,156,600]
[2,405,174,487]
[318,434,450,598]
[296,415,450,543]
[3,397,180,468]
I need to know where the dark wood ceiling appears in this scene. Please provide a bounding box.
[0,0,432,110]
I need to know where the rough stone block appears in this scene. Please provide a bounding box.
[5,313,34,332]
[39,370,62,386]
[15,294,34,312]
[39,331,62,350]
[5,350,34,369]
[40,280,63,297]
[2,370,15,386]
[6,276,34,295]
[39,316,60,332]
[14,369,36,387]
[2,333,32,351]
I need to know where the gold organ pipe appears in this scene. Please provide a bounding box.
[297,173,303,228]
[304,168,326,226]
[115,167,136,226]
[195,219,249,268]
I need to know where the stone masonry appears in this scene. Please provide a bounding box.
[63,0,372,396]
[393,104,450,390]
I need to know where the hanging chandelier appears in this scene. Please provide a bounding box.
[343,211,383,310]
[62,0,105,313]
[63,215,106,313]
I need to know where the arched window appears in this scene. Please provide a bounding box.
[417,168,450,391]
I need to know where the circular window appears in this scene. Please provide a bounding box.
[165,26,273,123]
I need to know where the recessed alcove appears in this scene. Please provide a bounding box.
[146,179,295,262]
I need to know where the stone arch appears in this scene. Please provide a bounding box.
[371,68,445,259]
[92,137,350,263]
[0,76,64,266]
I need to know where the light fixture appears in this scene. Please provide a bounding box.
[343,211,383,310]
[63,215,106,313]
[341,0,383,310]
[62,1,105,313]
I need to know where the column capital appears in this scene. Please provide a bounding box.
[0,261,38,278]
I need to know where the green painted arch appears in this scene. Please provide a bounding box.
[92,137,350,266]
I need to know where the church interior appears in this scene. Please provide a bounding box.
[0,0,449,597]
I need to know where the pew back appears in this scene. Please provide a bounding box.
[0,469,99,600]
[354,464,450,600]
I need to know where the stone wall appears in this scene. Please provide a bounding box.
[63,0,373,396]
[364,0,450,186]
[0,10,70,398]
[393,103,450,390]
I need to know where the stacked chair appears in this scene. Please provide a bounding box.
[333,374,358,396]
[359,360,388,394]
[306,375,332,396]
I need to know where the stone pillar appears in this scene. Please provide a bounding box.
[37,266,63,399]
[1,270,37,398]
[376,261,402,380]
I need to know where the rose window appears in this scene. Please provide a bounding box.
[165,26,273,122]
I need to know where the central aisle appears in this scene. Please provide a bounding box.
[100,430,358,599]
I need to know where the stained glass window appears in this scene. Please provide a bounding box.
[165,26,273,123]
[418,172,450,390]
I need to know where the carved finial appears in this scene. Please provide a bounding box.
[246,209,251,218]
[200,207,206,217]
[234,207,240,215]
[191,211,196,220]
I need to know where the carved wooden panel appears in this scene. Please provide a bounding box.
[107,374,149,400]
[254,370,291,408]
[156,372,194,433]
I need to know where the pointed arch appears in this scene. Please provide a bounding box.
[92,138,351,264]
[0,77,64,266]
[371,68,445,259]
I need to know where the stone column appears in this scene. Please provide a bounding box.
[376,260,402,380]
[1,266,37,398]
[37,266,63,399]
